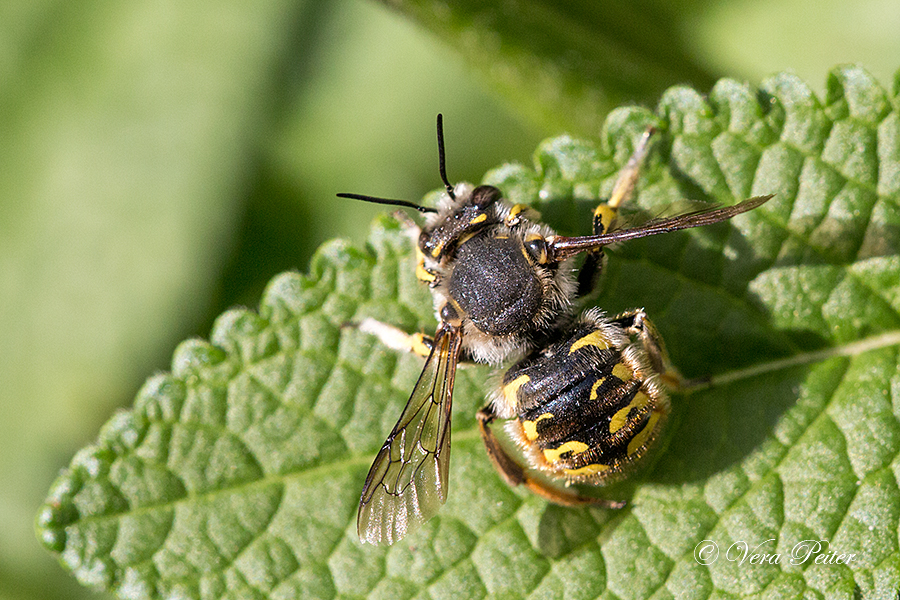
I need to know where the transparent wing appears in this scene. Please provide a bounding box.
[357,323,463,545]
[610,198,720,231]
[551,195,773,259]
[605,195,772,241]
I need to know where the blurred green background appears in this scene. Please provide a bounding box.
[1,1,897,598]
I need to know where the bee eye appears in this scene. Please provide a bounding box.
[471,185,501,208]
[524,236,548,263]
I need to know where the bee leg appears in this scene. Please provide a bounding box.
[623,310,710,390]
[355,318,435,357]
[614,309,684,390]
[476,404,625,508]
[354,318,479,364]
[575,248,606,298]
[606,126,656,212]
[577,127,656,298]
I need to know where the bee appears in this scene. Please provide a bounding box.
[338,115,771,545]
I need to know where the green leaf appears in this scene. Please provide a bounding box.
[38,66,900,599]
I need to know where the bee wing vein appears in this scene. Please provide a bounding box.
[357,324,461,545]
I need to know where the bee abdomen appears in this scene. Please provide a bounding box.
[504,315,670,483]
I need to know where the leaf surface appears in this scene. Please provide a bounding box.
[38,67,900,599]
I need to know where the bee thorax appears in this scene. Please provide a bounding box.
[448,234,544,336]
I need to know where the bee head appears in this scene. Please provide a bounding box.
[419,184,504,259]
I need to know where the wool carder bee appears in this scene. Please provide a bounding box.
[338,115,771,545]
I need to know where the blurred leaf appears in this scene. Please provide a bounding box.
[690,0,900,94]
[224,0,548,310]
[37,67,900,598]
[379,0,719,134]
[0,0,308,598]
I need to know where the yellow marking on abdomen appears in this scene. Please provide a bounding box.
[502,374,530,408]
[611,362,632,381]
[564,463,610,477]
[522,412,553,441]
[627,411,662,456]
[543,440,589,464]
[608,391,649,433]
[569,330,610,354]
[589,377,607,400]
[469,213,487,224]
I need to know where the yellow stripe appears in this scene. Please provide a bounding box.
[522,421,537,441]
[608,406,631,434]
[543,440,589,464]
[415,248,436,282]
[520,243,534,263]
[609,391,649,434]
[564,463,610,477]
[457,231,478,246]
[522,412,553,441]
[569,330,610,354]
[627,411,661,456]
[469,213,487,224]
[589,377,606,400]
[612,362,632,381]
[502,374,530,407]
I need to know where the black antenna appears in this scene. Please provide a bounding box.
[336,193,437,214]
[436,114,455,199]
